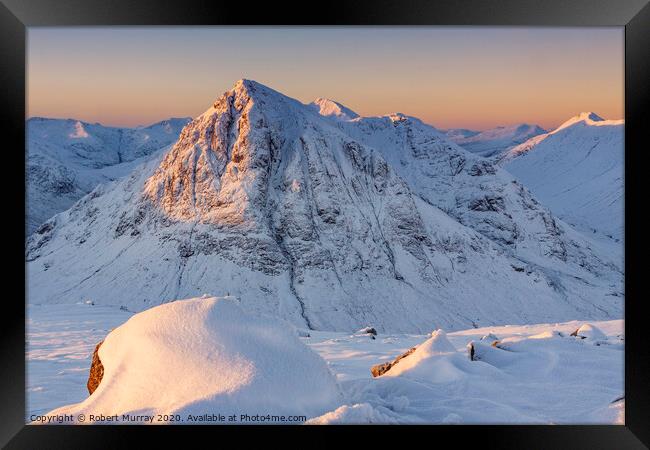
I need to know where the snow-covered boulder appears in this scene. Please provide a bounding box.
[370,347,417,378]
[371,330,456,378]
[382,330,458,379]
[571,323,607,341]
[480,332,500,343]
[46,297,342,423]
[356,327,377,336]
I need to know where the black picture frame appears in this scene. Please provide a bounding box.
[2,0,648,447]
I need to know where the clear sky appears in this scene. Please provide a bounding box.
[27,27,624,131]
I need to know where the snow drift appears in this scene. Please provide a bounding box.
[45,297,342,423]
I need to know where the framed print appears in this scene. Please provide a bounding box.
[1,0,648,447]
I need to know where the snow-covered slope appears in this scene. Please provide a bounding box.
[27,117,191,234]
[26,80,622,333]
[45,297,342,423]
[500,112,624,241]
[324,110,621,280]
[445,123,546,157]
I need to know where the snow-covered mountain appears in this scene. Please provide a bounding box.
[499,112,624,242]
[26,80,622,333]
[445,123,547,157]
[27,117,191,234]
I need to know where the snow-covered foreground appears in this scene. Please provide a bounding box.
[26,304,133,418]
[27,301,624,425]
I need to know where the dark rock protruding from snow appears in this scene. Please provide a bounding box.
[87,340,104,395]
[371,347,417,377]
[468,340,506,362]
[357,327,377,336]
[570,324,607,340]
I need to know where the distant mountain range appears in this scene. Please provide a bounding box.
[444,123,547,157]
[26,117,191,234]
[26,80,622,333]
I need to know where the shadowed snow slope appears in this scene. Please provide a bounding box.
[45,297,342,423]
[27,117,190,235]
[445,123,547,157]
[500,112,624,241]
[27,80,622,332]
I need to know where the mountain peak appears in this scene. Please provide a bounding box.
[203,79,297,117]
[232,78,266,93]
[230,78,287,99]
[556,112,604,131]
[577,111,604,121]
[309,97,359,121]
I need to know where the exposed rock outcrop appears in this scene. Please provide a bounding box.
[371,347,417,377]
[87,340,104,395]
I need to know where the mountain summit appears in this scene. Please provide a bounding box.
[27,80,622,332]
[555,112,605,132]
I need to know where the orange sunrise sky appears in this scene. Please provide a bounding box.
[27,27,624,131]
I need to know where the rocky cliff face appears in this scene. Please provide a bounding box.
[26,80,623,332]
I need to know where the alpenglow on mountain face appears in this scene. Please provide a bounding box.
[26,80,623,333]
[26,117,191,235]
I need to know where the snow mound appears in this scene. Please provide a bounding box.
[480,332,500,343]
[383,330,457,378]
[45,297,342,423]
[573,323,607,341]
